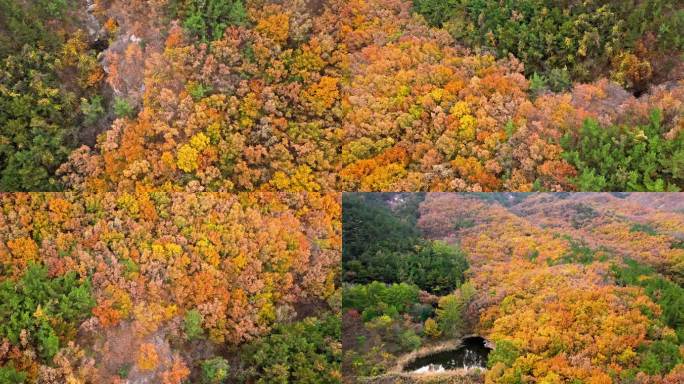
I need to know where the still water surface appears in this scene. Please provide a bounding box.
[404,336,491,373]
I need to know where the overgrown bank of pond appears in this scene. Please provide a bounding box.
[354,337,490,384]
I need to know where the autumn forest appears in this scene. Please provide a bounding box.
[2,0,684,383]
[0,192,341,382]
[1,0,683,192]
[343,193,684,384]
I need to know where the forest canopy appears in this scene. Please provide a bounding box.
[412,0,683,91]
[0,0,683,191]
[342,194,468,294]
[0,192,341,383]
[342,193,684,383]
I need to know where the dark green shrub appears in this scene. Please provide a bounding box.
[528,73,548,96]
[548,238,608,266]
[671,239,684,249]
[113,97,134,118]
[117,363,132,378]
[0,364,26,384]
[201,357,230,384]
[435,282,474,337]
[343,282,420,321]
[239,314,341,383]
[398,330,421,351]
[561,110,684,191]
[638,340,682,374]
[188,82,212,101]
[487,339,520,369]
[412,0,459,27]
[177,0,248,42]
[630,223,658,235]
[410,303,435,322]
[412,0,684,86]
[0,264,95,362]
[80,95,105,126]
[184,309,205,340]
[547,68,572,92]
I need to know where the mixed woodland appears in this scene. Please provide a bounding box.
[0,192,341,383]
[3,0,684,382]
[0,0,683,192]
[342,193,684,383]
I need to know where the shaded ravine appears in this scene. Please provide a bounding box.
[77,0,116,148]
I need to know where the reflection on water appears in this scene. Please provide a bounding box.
[404,336,491,373]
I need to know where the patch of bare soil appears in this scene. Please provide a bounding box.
[292,299,330,321]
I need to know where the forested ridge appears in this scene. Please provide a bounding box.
[0,0,683,192]
[343,193,684,383]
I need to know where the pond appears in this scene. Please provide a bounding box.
[404,336,491,373]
